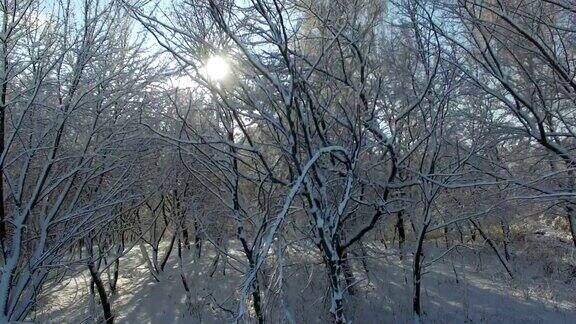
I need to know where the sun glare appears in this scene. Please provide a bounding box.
[204,55,230,82]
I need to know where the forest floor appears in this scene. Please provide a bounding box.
[33,225,576,323]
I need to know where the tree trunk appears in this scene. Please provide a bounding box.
[160,232,176,272]
[413,203,432,323]
[328,257,347,324]
[251,281,264,324]
[182,228,190,250]
[499,218,511,261]
[412,224,426,323]
[88,263,114,324]
[340,251,356,296]
[139,243,160,282]
[567,204,576,248]
[109,258,120,294]
[396,210,406,249]
[0,14,8,259]
[470,220,513,278]
[177,237,193,307]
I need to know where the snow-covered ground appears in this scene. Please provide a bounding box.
[32,233,576,323]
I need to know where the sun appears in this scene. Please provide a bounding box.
[204,55,230,82]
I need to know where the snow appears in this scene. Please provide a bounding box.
[31,235,576,323]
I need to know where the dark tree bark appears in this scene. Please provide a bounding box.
[396,210,406,248]
[88,263,114,324]
[0,13,8,258]
[160,232,176,272]
[470,220,513,278]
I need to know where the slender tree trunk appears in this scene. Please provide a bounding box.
[548,160,576,246]
[565,169,576,247]
[177,236,193,315]
[182,228,190,250]
[412,223,427,323]
[139,243,160,282]
[396,210,406,249]
[240,238,264,324]
[88,263,114,324]
[500,218,511,261]
[0,11,8,259]
[160,232,176,272]
[109,258,120,294]
[567,204,576,248]
[340,250,356,296]
[194,224,202,259]
[151,245,160,274]
[209,252,220,277]
[413,203,432,323]
[470,220,513,278]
